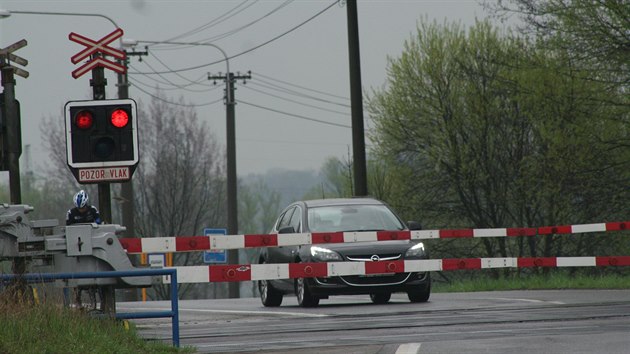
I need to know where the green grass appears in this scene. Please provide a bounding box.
[0,300,194,354]
[433,273,630,293]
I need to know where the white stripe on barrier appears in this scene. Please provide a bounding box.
[211,235,244,250]
[142,237,177,253]
[343,231,378,243]
[474,228,508,237]
[411,230,440,240]
[251,263,290,281]
[571,223,606,233]
[168,266,208,283]
[329,261,364,276]
[278,233,311,247]
[404,259,443,272]
[557,257,596,267]
[482,257,516,269]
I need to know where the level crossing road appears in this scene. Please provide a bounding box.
[117,289,630,353]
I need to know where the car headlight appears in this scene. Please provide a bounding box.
[404,242,426,258]
[310,246,343,261]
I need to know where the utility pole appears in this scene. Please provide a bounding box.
[0,39,28,204]
[117,48,146,303]
[208,70,251,298]
[118,47,147,239]
[88,55,113,224]
[346,0,368,197]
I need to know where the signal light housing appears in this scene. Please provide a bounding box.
[65,99,138,169]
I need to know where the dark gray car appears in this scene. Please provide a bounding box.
[258,198,431,307]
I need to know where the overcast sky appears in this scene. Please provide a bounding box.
[0,0,492,177]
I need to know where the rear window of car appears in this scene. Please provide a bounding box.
[307,204,404,232]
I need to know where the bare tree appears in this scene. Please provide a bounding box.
[133,92,227,300]
[39,114,95,222]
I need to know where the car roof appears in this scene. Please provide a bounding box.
[302,198,384,208]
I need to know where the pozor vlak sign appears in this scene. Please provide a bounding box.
[64,98,139,184]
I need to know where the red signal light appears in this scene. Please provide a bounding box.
[110,108,129,128]
[75,110,93,129]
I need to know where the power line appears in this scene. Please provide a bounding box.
[129,0,339,75]
[241,84,350,116]
[194,0,294,44]
[250,79,350,107]
[239,100,351,128]
[130,72,221,94]
[131,61,213,93]
[157,0,255,45]
[256,72,350,101]
[131,83,224,107]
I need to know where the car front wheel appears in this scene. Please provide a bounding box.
[407,282,431,303]
[296,277,319,307]
[370,293,391,304]
[258,260,283,307]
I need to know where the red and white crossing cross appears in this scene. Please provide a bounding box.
[69,28,126,79]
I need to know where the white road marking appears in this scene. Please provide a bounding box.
[490,297,565,305]
[117,306,328,317]
[396,342,422,354]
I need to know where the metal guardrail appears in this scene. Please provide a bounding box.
[0,269,180,347]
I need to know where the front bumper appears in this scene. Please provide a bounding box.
[306,272,430,296]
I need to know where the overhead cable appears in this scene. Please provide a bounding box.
[241,84,350,116]
[239,100,351,128]
[129,0,338,75]
[256,72,350,101]
[250,79,350,107]
[194,0,294,44]
[157,0,255,45]
[132,83,224,107]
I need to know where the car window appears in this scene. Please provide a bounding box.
[276,207,295,231]
[308,204,404,232]
[288,206,302,233]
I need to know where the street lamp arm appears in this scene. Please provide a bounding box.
[0,9,119,28]
[129,40,229,76]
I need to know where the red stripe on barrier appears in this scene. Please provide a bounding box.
[365,260,405,274]
[507,228,537,237]
[517,257,557,268]
[289,263,328,278]
[442,258,482,270]
[209,265,252,282]
[244,234,279,248]
[538,225,572,235]
[175,236,210,252]
[440,229,474,238]
[311,232,344,244]
[605,222,629,232]
[596,256,630,267]
[119,238,142,253]
[377,231,410,241]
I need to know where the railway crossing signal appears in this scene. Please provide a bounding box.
[65,98,138,183]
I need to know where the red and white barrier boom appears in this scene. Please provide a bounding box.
[120,221,630,254]
[116,221,630,284]
[165,256,630,283]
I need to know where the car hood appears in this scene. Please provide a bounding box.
[310,240,414,257]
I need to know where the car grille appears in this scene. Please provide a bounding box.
[341,253,409,286]
[345,254,401,262]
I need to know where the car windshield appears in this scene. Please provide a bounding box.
[307,204,405,232]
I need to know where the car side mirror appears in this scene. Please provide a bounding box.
[407,221,423,230]
[278,226,295,234]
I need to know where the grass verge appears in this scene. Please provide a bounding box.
[0,300,194,354]
[433,273,630,293]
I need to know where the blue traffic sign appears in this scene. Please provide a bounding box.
[203,228,227,264]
